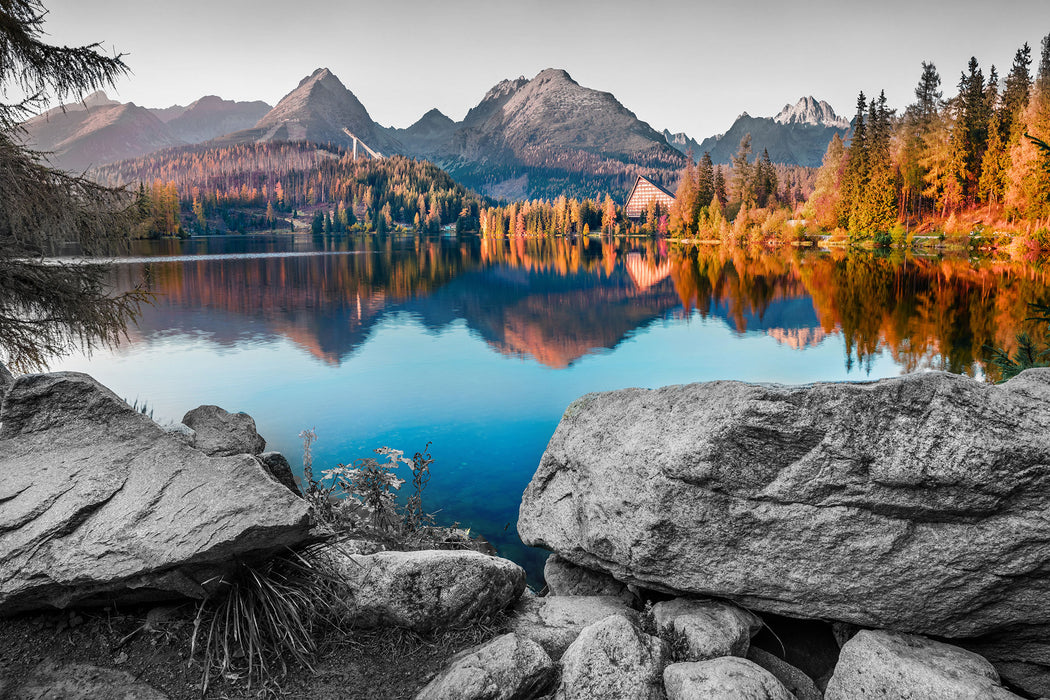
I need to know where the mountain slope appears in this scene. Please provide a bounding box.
[665,97,850,167]
[384,108,456,158]
[407,68,684,199]
[225,68,398,154]
[20,94,184,172]
[165,96,272,142]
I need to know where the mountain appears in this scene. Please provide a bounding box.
[224,68,399,154]
[398,68,684,200]
[773,96,850,128]
[385,108,456,157]
[20,93,184,172]
[164,96,271,142]
[664,96,850,168]
[149,104,189,123]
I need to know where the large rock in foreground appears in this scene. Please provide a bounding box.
[0,372,311,614]
[519,370,1050,681]
[825,630,1022,699]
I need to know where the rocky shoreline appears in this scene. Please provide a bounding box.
[1,366,1047,698]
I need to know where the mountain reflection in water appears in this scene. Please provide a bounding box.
[53,234,1050,582]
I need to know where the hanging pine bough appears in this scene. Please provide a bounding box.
[0,1,149,371]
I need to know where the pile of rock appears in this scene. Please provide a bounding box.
[512,369,1050,699]
[0,371,311,613]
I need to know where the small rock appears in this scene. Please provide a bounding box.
[415,633,554,700]
[544,554,634,603]
[181,404,265,456]
[824,629,1023,700]
[555,614,666,700]
[161,421,195,446]
[508,595,636,660]
[747,647,822,700]
[258,451,302,496]
[653,597,762,661]
[7,658,169,699]
[329,549,525,633]
[663,657,795,700]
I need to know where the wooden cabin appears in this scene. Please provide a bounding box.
[623,175,676,219]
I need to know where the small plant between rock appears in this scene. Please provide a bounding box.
[190,540,350,697]
[298,432,475,550]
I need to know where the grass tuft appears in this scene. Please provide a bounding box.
[190,539,352,696]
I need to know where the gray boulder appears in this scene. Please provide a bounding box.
[825,630,1022,700]
[3,659,169,699]
[329,549,525,633]
[415,632,554,700]
[652,597,762,661]
[181,404,265,456]
[555,614,666,700]
[0,372,311,613]
[519,369,1050,687]
[663,657,795,700]
[544,554,634,603]
[747,648,823,700]
[258,451,302,496]
[508,595,636,660]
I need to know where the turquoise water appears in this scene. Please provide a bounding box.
[48,234,1036,582]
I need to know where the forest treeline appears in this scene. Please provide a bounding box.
[100,146,483,236]
[665,34,1050,247]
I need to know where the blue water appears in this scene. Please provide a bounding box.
[46,234,992,582]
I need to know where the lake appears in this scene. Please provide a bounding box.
[45,234,1050,584]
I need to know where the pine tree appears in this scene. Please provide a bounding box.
[900,63,943,219]
[713,166,728,206]
[979,112,1008,205]
[731,134,754,205]
[956,57,990,202]
[842,91,869,233]
[696,152,715,212]
[1001,43,1034,141]
[0,2,150,369]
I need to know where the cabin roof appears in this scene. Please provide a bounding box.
[624,175,676,206]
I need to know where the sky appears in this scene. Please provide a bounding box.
[38,0,1050,139]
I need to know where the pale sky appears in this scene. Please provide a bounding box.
[37,0,1050,140]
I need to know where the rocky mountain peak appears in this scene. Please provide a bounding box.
[81,91,120,108]
[300,67,335,86]
[532,68,575,85]
[774,96,850,128]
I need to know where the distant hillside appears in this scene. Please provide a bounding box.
[165,96,271,142]
[20,93,184,172]
[96,142,482,235]
[222,68,400,155]
[665,96,850,167]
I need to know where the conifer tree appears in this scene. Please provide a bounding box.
[842,92,869,233]
[731,134,754,206]
[1001,43,1033,141]
[696,152,715,212]
[0,1,150,370]
[713,165,728,206]
[900,63,943,219]
[956,57,991,202]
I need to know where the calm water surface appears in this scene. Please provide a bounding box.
[47,234,1050,582]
